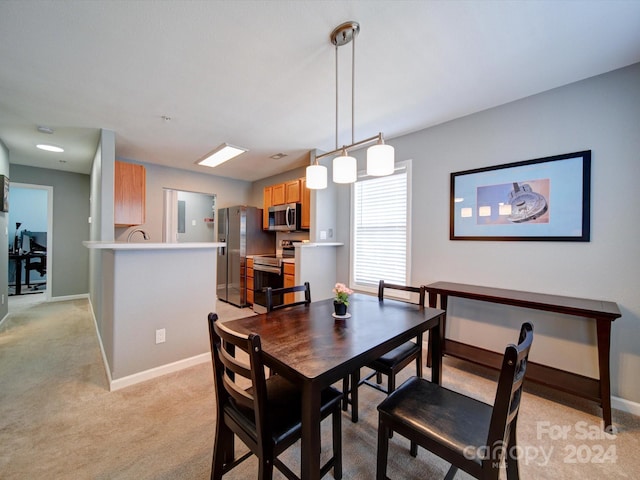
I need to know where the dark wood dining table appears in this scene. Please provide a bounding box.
[222,293,445,480]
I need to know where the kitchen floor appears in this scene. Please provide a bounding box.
[215,298,257,322]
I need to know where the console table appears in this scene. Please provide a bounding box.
[424,281,621,428]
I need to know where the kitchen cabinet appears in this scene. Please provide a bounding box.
[301,178,310,229]
[246,258,254,305]
[263,186,272,230]
[285,179,301,203]
[272,183,285,206]
[283,262,295,304]
[115,161,146,227]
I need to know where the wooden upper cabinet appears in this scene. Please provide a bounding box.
[272,183,285,206]
[263,186,273,230]
[114,161,146,227]
[301,177,310,230]
[285,179,301,203]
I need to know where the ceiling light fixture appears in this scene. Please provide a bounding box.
[197,143,248,168]
[306,21,395,190]
[36,144,64,153]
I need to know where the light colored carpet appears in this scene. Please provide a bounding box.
[0,298,638,479]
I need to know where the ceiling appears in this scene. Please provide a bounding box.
[1,1,640,182]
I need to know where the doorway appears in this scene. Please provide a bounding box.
[7,183,52,300]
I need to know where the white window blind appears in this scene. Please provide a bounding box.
[351,164,409,290]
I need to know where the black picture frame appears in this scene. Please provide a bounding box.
[450,151,591,241]
[0,175,8,212]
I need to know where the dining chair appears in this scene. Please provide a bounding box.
[207,312,343,480]
[376,322,534,480]
[265,281,311,312]
[342,280,426,423]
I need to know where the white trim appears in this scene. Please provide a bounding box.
[11,182,53,301]
[87,296,113,388]
[0,311,9,329]
[47,293,89,303]
[612,395,640,418]
[109,353,211,391]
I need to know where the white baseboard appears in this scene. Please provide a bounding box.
[85,296,211,392]
[109,353,211,391]
[612,395,640,418]
[0,311,9,329]
[86,297,113,388]
[48,293,90,302]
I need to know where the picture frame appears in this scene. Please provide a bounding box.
[0,174,8,212]
[450,151,591,241]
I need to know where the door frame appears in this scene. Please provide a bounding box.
[10,182,52,300]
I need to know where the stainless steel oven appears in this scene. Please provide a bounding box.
[252,255,284,313]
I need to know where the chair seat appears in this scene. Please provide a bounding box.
[377,376,492,465]
[368,340,419,370]
[226,374,343,445]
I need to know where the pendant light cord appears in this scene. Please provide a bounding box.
[351,28,355,145]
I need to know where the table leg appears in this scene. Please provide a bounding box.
[431,314,443,385]
[301,383,322,480]
[15,257,23,295]
[596,318,613,430]
[426,292,438,368]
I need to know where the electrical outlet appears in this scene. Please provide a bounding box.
[1,294,4,305]
[320,230,327,240]
[155,328,166,344]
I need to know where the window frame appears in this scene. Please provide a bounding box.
[349,159,412,297]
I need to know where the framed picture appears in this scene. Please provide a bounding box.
[450,151,591,241]
[0,175,8,212]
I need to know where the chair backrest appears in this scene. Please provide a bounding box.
[265,281,311,312]
[207,312,269,443]
[378,280,426,306]
[485,322,534,464]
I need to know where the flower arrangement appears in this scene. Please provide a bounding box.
[333,282,353,306]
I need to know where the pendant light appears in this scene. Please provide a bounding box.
[308,21,395,189]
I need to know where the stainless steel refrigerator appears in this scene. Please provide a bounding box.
[217,206,274,307]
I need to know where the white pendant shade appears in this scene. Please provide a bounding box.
[366,143,395,176]
[333,155,357,184]
[306,164,328,189]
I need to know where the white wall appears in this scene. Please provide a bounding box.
[336,62,640,405]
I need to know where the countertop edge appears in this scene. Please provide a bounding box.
[83,241,225,250]
[293,242,344,248]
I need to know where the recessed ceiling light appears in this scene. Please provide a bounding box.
[37,126,54,134]
[36,144,64,153]
[270,153,287,160]
[196,143,248,168]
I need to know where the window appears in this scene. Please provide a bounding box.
[350,161,411,292]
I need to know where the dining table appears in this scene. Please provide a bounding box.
[221,292,445,480]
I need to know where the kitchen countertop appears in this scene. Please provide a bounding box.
[83,241,224,250]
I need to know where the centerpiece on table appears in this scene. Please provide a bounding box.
[333,282,353,317]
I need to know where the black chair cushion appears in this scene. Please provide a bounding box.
[369,340,419,370]
[226,374,343,445]
[377,376,492,465]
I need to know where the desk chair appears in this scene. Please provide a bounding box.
[208,312,343,480]
[265,282,311,312]
[343,281,426,423]
[376,322,534,480]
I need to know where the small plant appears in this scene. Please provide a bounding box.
[333,282,353,307]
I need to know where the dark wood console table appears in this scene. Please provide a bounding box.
[424,281,621,428]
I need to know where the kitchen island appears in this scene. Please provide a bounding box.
[83,241,224,390]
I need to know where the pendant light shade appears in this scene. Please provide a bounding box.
[333,154,357,184]
[306,164,328,189]
[366,143,395,176]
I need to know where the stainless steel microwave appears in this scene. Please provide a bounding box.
[267,203,303,231]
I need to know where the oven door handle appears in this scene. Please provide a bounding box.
[254,265,282,275]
